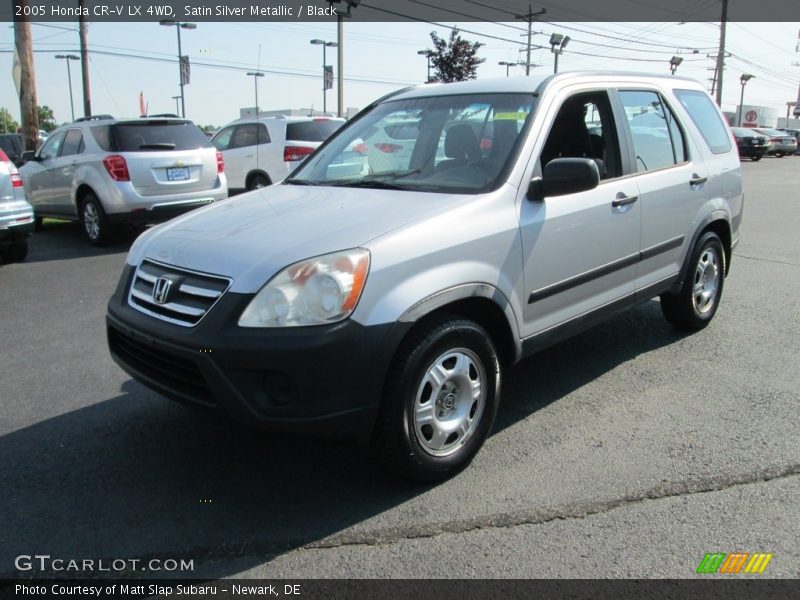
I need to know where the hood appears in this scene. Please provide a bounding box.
[127,183,472,293]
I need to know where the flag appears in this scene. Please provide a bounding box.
[180,56,191,85]
[139,92,146,116]
[12,49,21,99]
[323,65,333,90]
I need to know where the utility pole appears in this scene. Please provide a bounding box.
[515,4,546,76]
[79,0,92,117]
[337,14,343,117]
[714,0,728,107]
[13,2,38,152]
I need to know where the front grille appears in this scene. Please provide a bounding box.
[109,328,215,405]
[128,259,231,327]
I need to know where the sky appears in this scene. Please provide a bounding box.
[1,19,799,128]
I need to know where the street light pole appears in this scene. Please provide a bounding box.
[246,71,264,116]
[55,54,79,122]
[310,39,338,114]
[160,20,196,118]
[738,73,754,126]
[171,95,180,115]
[498,61,518,77]
[549,33,570,74]
[417,50,433,82]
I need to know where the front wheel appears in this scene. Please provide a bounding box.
[660,231,725,330]
[372,316,500,482]
[751,155,762,162]
[1,239,28,262]
[246,173,270,191]
[81,193,113,246]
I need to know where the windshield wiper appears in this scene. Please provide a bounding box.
[284,178,318,186]
[328,179,406,190]
[324,169,422,190]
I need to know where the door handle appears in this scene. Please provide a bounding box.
[689,174,707,186]
[612,192,638,207]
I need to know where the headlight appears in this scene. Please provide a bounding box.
[238,249,370,328]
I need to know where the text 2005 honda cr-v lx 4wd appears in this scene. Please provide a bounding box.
[107,73,743,481]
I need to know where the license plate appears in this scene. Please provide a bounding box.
[167,167,190,181]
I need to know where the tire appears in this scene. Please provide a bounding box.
[660,231,725,330]
[1,239,28,262]
[80,193,113,246]
[246,173,270,191]
[775,152,784,158]
[752,155,761,162]
[372,315,501,482]
[34,216,44,231]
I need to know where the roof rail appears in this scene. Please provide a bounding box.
[144,113,180,118]
[74,114,114,122]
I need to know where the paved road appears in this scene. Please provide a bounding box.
[1,157,798,580]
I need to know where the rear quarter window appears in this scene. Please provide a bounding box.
[110,122,212,152]
[286,120,342,142]
[674,89,732,154]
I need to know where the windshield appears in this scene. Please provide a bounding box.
[289,93,536,193]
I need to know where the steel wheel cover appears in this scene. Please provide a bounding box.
[413,348,486,458]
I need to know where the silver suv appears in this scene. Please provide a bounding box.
[107,73,743,480]
[20,116,228,245]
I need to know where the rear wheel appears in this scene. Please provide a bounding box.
[80,193,113,246]
[775,152,784,158]
[246,173,270,191]
[372,316,500,482]
[660,231,725,330]
[751,155,761,162]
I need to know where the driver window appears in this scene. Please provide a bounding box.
[540,92,621,179]
[38,131,66,161]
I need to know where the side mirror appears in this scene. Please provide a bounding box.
[528,157,600,200]
[21,150,38,164]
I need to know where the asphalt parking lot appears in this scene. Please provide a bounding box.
[1,157,798,580]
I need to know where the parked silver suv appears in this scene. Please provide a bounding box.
[107,73,743,480]
[20,116,228,245]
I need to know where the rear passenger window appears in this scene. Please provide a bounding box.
[619,90,687,172]
[674,89,732,154]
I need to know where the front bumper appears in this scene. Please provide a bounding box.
[106,264,410,437]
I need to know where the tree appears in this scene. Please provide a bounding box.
[0,108,19,133]
[37,105,57,132]
[425,30,485,83]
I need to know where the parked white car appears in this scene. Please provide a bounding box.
[211,116,348,192]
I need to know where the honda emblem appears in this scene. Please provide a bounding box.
[152,276,174,305]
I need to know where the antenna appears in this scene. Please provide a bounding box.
[255,44,262,178]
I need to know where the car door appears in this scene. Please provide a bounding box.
[211,126,240,189]
[228,124,260,190]
[615,89,708,291]
[21,130,66,214]
[49,128,85,215]
[519,89,641,338]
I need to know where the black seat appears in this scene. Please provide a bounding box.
[541,100,593,167]
[436,124,481,172]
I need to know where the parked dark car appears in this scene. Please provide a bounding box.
[0,133,24,167]
[730,127,768,161]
